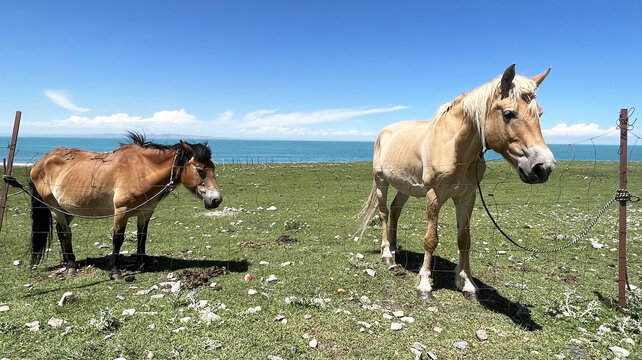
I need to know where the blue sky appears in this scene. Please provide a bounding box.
[1,1,640,144]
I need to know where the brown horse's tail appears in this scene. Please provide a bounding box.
[356,181,379,240]
[29,180,52,265]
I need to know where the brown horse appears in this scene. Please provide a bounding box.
[357,64,555,301]
[29,132,222,279]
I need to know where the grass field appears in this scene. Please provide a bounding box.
[0,160,640,359]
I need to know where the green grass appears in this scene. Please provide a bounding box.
[0,161,640,359]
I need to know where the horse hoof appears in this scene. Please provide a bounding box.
[109,272,123,280]
[463,291,479,303]
[417,290,434,301]
[381,257,394,264]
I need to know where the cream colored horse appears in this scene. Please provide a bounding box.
[357,64,555,301]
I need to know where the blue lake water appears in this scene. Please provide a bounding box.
[1,137,640,165]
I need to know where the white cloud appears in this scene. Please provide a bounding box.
[543,123,617,137]
[37,109,195,130]
[241,106,408,128]
[44,90,90,113]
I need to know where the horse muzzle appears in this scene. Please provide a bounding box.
[198,187,222,209]
[516,146,556,184]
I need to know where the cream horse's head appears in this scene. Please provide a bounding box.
[484,64,556,184]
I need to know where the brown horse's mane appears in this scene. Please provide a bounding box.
[123,131,212,165]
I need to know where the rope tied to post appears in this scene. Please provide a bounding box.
[475,151,640,254]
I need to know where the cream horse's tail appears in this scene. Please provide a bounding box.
[356,181,379,240]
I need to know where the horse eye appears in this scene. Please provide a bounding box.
[502,109,517,122]
[195,167,206,178]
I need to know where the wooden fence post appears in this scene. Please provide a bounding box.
[0,111,22,239]
[618,108,628,309]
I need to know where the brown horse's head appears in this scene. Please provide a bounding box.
[484,64,556,184]
[177,141,222,209]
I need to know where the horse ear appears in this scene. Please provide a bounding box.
[180,140,194,156]
[500,63,516,98]
[531,67,551,88]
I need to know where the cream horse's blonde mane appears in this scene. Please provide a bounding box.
[432,74,540,150]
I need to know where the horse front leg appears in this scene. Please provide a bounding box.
[417,189,442,300]
[109,213,128,280]
[135,216,151,272]
[454,193,479,302]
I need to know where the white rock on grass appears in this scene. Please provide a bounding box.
[47,317,66,328]
[122,308,136,316]
[151,294,164,299]
[58,292,77,306]
[248,289,258,295]
[172,327,186,333]
[188,300,208,310]
[453,341,468,350]
[25,321,40,331]
[0,305,9,313]
[476,329,489,341]
[392,310,404,318]
[171,281,182,293]
[383,313,393,320]
[357,321,372,329]
[259,261,270,266]
[390,322,403,331]
[266,274,278,283]
[364,269,376,277]
[13,260,21,266]
[179,317,191,323]
[309,338,318,348]
[400,316,415,323]
[116,295,125,301]
[266,206,277,211]
[609,346,630,358]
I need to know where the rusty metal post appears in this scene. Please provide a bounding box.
[0,111,22,238]
[618,109,628,309]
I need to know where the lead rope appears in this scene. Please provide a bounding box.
[475,150,639,253]
[3,154,180,220]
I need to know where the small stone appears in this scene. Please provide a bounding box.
[151,294,164,299]
[146,351,154,359]
[266,274,278,283]
[266,206,277,211]
[13,260,21,266]
[259,261,270,265]
[25,320,40,329]
[116,295,125,301]
[171,281,182,293]
[497,250,507,255]
[179,317,191,323]
[364,269,376,277]
[199,310,221,324]
[274,315,287,324]
[390,322,403,330]
[355,253,365,260]
[136,289,151,295]
[383,313,393,320]
[309,338,318,348]
[172,327,186,333]
[114,357,126,360]
[290,345,297,354]
[267,356,285,360]
[357,321,372,329]
[554,355,565,359]
[167,272,176,280]
[475,329,489,341]
[609,346,630,357]
[188,300,208,310]
[58,292,77,306]
[433,326,443,333]
[621,338,635,345]
[360,295,371,304]
[427,306,439,313]
[401,316,415,323]
[453,341,468,350]
[426,352,438,360]
[98,244,110,249]
[304,314,312,320]
[122,308,136,316]
[598,324,611,333]
[245,306,262,314]
[159,281,175,288]
[47,317,66,328]
[302,333,312,340]
[248,289,258,295]
[392,310,404,318]
[0,305,9,313]
[413,342,427,351]
[148,323,156,330]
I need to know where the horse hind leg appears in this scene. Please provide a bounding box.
[388,192,409,254]
[54,213,77,275]
[375,180,394,264]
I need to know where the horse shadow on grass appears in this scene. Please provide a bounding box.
[393,249,542,331]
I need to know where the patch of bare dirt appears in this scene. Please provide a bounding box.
[178,266,230,289]
[277,234,298,245]
[238,241,267,249]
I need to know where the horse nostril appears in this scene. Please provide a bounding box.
[532,163,549,180]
